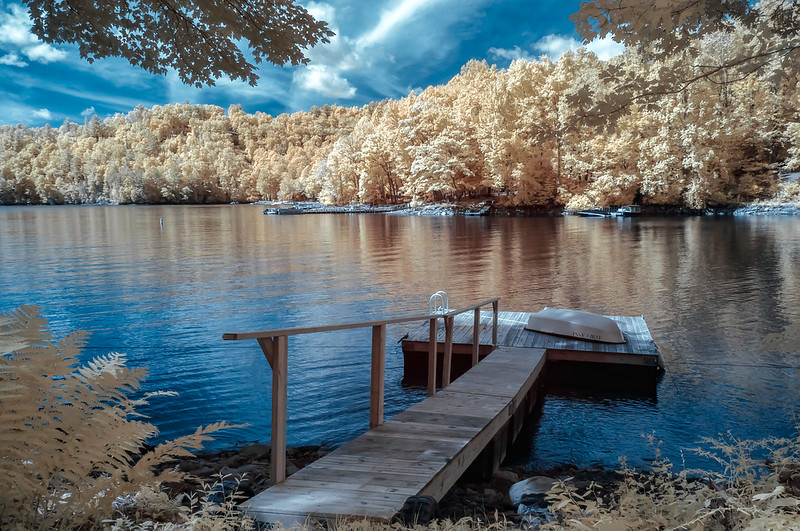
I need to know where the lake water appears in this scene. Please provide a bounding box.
[1,205,799,472]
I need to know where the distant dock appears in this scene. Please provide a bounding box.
[224,301,660,525]
[577,205,642,218]
[263,202,409,215]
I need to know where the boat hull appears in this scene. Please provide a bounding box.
[525,307,626,343]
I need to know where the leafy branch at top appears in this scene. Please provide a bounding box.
[22,0,333,87]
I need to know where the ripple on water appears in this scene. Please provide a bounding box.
[1,206,798,466]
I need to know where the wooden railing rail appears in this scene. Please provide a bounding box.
[222,297,499,484]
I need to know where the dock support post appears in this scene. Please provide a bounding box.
[442,316,454,388]
[472,309,480,366]
[257,335,288,485]
[428,318,438,396]
[370,324,386,428]
[492,301,499,348]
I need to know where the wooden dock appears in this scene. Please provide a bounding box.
[224,301,660,526]
[401,310,660,382]
[240,346,545,526]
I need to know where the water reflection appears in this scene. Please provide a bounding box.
[0,206,798,469]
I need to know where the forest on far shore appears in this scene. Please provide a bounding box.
[3,27,800,210]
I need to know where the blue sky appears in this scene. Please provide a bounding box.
[0,0,623,127]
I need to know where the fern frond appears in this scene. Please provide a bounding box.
[0,306,238,530]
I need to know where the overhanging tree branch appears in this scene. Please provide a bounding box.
[22,0,333,87]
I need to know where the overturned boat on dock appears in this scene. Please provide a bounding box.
[524,307,626,343]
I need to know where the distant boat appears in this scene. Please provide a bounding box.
[263,205,304,215]
[578,205,641,218]
[577,209,610,217]
[464,205,490,217]
[611,205,641,217]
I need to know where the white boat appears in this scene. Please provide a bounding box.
[524,307,626,343]
[611,205,641,217]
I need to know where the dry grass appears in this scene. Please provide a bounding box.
[537,431,800,530]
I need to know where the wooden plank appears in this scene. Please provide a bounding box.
[270,477,421,495]
[370,324,386,429]
[492,300,499,346]
[442,316,454,388]
[472,309,480,365]
[272,335,288,484]
[428,318,437,396]
[257,337,275,367]
[546,349,660,367]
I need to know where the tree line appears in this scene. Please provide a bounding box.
[2,30,800,209]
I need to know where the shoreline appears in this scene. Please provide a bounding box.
[163,442,624,526]
[3,200,799,217]
[162,441,800,528]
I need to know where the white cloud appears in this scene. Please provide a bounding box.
[533,34,581,59]
[490,34,625,63]
[70,56,153,89]
[307,33,363,72]
[288,3,361,101]
[81,106,96,120]
[0,4,67,64]
[533,34,625,61]
[24,42,68,63]
[359,0,440,47]
[304,2,337,25]
[294,66,356,98]
[32,108,53,120]
[488,45,533,62]
[0,52,26,66]
[585,35,626,60]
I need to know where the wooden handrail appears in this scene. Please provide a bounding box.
[222,297,499,341]
[222,297,500,485]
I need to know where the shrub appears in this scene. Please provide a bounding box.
[540,432,800,530]
[0,305,235,530]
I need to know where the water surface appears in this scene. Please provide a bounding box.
[1,205,798,471]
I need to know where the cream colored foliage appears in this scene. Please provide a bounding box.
[0,305,235,530]
[1,24,798,209]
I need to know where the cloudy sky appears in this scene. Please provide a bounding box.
[0,0,623,127]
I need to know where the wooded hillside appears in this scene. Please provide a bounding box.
[3,30,800,209]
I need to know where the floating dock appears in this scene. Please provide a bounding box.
[225,302,660,526]
[402,310,660,386]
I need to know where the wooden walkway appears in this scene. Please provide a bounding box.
[402,310,660,368]
[239,346,546,526]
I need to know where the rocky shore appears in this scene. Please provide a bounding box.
[260,200,800,218]
[149,441,800,529]
[731,203,800,216]
[162,443,622,526]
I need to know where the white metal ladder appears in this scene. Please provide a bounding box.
[429,291,449,314]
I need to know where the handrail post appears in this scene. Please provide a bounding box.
[442,315,454,388]
[370,324,386,428]
[257,335,288,485]
[472,308,480,366]
[492,300,499,348]
[428,318,438,396]
[272,335,288,484]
